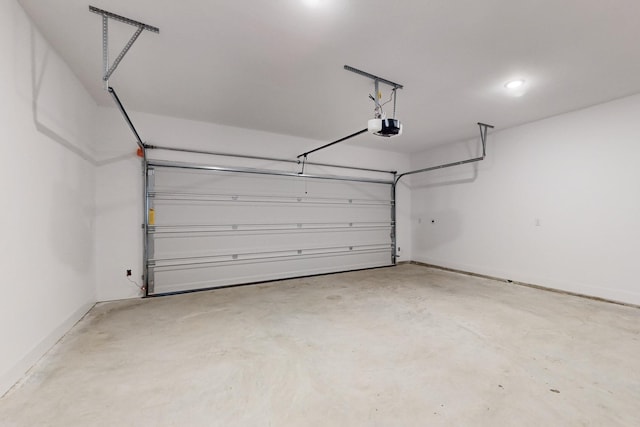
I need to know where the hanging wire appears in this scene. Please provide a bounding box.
[127,276,144,291]
[379,88,396,108]
[370,87,397,119]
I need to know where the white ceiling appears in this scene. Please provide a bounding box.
[19,0,640,153]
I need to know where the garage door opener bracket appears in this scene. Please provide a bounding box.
[89,5,159,90]
[297,66,404,160]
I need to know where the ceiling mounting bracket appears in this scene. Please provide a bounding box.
[344,65,404,90]
[89,6,159,90]
[345,65,404,120]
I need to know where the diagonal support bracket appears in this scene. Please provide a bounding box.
[89,6,159,89]
[477,122,493,157]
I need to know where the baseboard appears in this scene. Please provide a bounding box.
[409,261,640,310]
[0,300,95,398]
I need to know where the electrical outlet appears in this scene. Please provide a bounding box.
[126,269,132,277]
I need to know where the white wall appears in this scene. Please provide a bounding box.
[411,94,640,305]
[0,1,97,396]
[94,107,412,301]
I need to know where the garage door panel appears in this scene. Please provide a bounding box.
[153,169,389,200]
[147,164,394,294]
[154,169,301,196]
[152,203,391,225]
[152,228,392,259]
[151,251,392,294]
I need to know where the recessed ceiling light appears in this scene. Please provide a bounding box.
[505,79,525,89]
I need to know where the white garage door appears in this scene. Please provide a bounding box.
[146,161,395,295]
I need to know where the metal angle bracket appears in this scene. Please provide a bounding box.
[89,6,159,89]
[394,122,495,184]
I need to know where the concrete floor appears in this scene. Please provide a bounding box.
[1,265,639,426]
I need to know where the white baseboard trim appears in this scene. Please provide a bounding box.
[409,260,640,309]
[0,300,95,398]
